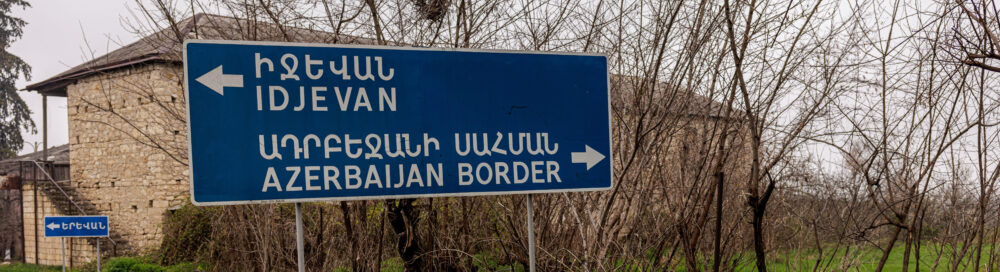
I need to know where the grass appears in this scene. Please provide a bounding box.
[335,255,526,272]
[610,243,998,271]
[99,257,206,272]
[0,263,71,272]
[9,243,994,271]
[0,257,205,272]
[765,243,996,272]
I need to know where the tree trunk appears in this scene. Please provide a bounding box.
[875,226,902,272]
[901,230,912,272]
[712,171,725,272]
[386,199,424,271]
[678,227,700,272]
[339,202,359,272]
[752,204,767,272]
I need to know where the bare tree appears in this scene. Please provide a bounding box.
[59,0,1000,271]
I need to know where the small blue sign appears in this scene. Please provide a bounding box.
[43,216,109,237]
[184,40,612,205]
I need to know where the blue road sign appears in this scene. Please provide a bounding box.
[43,216,109,237]
[184,40,612,205]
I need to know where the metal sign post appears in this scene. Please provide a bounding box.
[526,194,536,272]
[96,239,101,271]
[295,203,305,272]
[60,238,65,272]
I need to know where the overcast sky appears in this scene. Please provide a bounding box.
[12,0,140,155]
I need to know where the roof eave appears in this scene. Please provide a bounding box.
[25,54,177,97]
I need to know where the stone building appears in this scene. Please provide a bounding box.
[1,147,71,264]
[19,13,372,267]
[1,146,80,266]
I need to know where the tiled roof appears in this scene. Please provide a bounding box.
[2,144,69,163]
[25,13,375,96]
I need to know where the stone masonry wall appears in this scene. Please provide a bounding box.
[63,63,189,254]
[21,182,96,267]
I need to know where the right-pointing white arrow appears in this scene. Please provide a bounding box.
[46,222,60,230]
[571,145,606,170]
[195,65,244,95]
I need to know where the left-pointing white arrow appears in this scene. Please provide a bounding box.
[195,65,244,95]
[571,145,606,170]
[46,222,60,230]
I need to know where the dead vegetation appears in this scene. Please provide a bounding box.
[70,0,1000,270]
